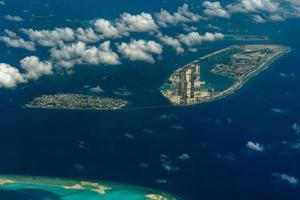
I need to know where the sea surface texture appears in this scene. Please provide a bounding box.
[0,0,300,200]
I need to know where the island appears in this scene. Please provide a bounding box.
[0,175,181,200]
[161,44,290,105]
[225,34,269,41]
[25,93,128,110]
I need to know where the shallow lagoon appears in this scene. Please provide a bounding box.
[0,176,180,200]
[1,1,300,200]
[198,48,239,91]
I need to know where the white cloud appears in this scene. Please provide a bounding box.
[292,123,300,134]
[0,63,26,88]
[0,56,53,89]
[273,173,299,185]
[203,1,231,18]
[269,14,285,22]
[189,48,198,53]
[207,24,221,30]
[157,33,184,54]
[241,0,279,13]
[4,15,23,22]
[246,141,265,152]
[228,0,280,13]
[20,56,53,80]
[290,0,300,15]
[117,39,163,63]
[178,31,224,46]
[271,108,285,114]
[252,14,267,23]
[75,28,100,43]
[116,12,159,33]
[90,86,104,93]
[94,18,123,38]
[251,9,290,23]
[179,153,191,161]
[227,0,300,22]
[0,1,5,5]
[160,154,179,172]
[93,12,158,38]
[51,41,120,69]
[155,4,202,27]
[183,24,198,32]
[22,27,75,47]
[0,29,36,51]
[226,4,247,13]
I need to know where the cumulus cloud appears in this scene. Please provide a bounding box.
[203,1,231,18]
[160,154,179,172]
[94,18,123,38]
[247,0,296,23]
[273,173,299,185]
[93,12,158,38]
[269,14,285,22]
[290,0,300,14]
[116,12,159,33]
[51,41,120,69]
[242,0,279,13]
[4,15,24,22]
[90,86,104,93]
[117,39,163,63]
[178,31,224,46]
[271,107,285,114]
[179,153,191,161]
[0,63,26,88]
[183,24,198,32]
[226,0,300,23]
[246,141,265,152]
[252,14,267,23]
[22,27,75,47]
[75,28,100,43]
[0,29,36,51]
[20,56,53,80]
[207,24,221,30]
[227,0,279,13]
[292,123,300,134]
[155,4,202,27]
[157,33,184,54]
[0,56,54,89]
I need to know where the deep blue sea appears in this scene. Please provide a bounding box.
[0,0,300,200]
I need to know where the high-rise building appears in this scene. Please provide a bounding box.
[170,62,202,104]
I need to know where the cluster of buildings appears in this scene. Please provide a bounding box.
[212,46,278,80]
[166,62,209,105]
[161,44,287,106]
[26,94,128,110]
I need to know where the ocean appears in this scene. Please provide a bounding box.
[0,0,300,199]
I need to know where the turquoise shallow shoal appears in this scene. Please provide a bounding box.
[0,176,181,200]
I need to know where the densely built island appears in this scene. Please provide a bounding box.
[25,94,128,110]
[161,44,290,105]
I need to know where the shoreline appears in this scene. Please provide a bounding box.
[23,93,128,111]
[161,45,291,107]
[199,45,236,60]
[0,175,182,200]
[24,104,128,111]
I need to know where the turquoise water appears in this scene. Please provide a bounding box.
[0,1,300,200]
[199,48,239,91]
[0,176,180,200]
[162,48,238,94]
